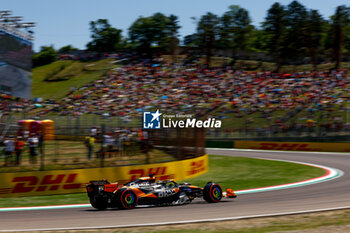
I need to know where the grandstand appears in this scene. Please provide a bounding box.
[4,58,348,138]
[0,10,34,99]
[0,11,34,140]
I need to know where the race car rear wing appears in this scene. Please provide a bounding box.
[89,180,110,185]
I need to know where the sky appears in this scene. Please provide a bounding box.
[1,0,348,51]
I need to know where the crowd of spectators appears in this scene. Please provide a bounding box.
[84,127,149,160]
[1,57,349,137]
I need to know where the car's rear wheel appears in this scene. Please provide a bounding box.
[116,189,138,209]
[203,182,222,203]
[90,196,108,210]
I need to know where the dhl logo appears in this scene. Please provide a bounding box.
[10,174,83,194]
[187,159,206,175]
[254,143,321,151]
[128,166,175,181]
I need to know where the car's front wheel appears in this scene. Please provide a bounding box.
[203,182,223,203]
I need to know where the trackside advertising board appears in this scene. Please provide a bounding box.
[235,141,350,152]
[0,155,208,198]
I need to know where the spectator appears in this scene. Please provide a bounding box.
[90,126,97,137]
[4,136,15,166]
[105,132,115,157]
[138,129,149,153]
[28,133,38,164]
[14,136,25,165]
[38,133,44,157]
[84,134,95,160]
[122,133,132,156]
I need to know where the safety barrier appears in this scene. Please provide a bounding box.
[235,141,350,152]
[0,154,208,197]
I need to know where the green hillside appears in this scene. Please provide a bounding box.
[32,59,118,99]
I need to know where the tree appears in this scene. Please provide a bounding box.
[166,14,181,62]
[197,12,220,65]
[86,19,122,52]
[128,13,180,54]
[344,24,350,58]
[32,46,57,67]
[249,28,269,53]
[57,45,79,54]
[305,10,325,69]
[219,5,252,58]
[284,1,309,62]
[129,16,155,50]
[263,2,287,71]
[329,6,350,69]
[184,33,199,47]
[150,12,170,48]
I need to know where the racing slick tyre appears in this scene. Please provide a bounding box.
[89,197,108,210]
[203,182,222,203]
[116,189,138,210]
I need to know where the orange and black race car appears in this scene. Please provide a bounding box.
[86,175,236,210]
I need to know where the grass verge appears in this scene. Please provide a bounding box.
[0,155,324,208]
[185,155,325,190]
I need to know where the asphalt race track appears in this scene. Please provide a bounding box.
[1,149,350,232]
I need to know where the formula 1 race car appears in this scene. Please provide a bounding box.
[86,175,236,210]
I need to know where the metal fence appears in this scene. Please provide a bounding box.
[1,111,349,172]
[0,124,205,172]
[2,114,349,140]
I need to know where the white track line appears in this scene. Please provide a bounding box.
[0,204,91,212]
[3,206,350,232]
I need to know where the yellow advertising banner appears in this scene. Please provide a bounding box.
[0,155,208,198]
[235,141,350,152]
